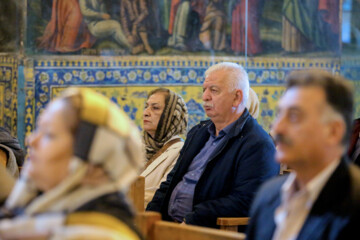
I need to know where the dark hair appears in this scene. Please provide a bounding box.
[286,70,354,145]
[0,127,25,166]
[148,88,170,101]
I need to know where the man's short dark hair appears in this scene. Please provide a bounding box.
[286,70,354,145]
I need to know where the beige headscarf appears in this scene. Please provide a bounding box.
[246,88,260,119]
[5,88,144,215]
[143,89,188,161]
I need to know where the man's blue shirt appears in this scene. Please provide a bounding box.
[168,120,238,222]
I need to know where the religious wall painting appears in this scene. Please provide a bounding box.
[342,0,360,56]
[0,0,21,52]
[262,0,341,57]
[27,0,342,57]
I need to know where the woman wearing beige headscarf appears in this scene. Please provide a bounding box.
[0,88,144,240]
[141,88,188,207]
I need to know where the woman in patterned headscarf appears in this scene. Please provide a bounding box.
[141,88,188,206]
[0,88,144,240]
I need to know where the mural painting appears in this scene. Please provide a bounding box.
[27,0,342,57]
[0,0,21,52]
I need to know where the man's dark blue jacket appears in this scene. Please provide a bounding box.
[146,109,280,228]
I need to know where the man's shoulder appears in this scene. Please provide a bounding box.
[243,116,268,134]
[187,119,212,135]
[348,163,360,203]
[240,117,274,146]
[254,175,287,205]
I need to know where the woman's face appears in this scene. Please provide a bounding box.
[143,92,166,138]
[27,100,74,192]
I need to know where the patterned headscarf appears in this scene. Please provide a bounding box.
[143,89,188,161]
[5,88,144,215]
[0,127,25,178]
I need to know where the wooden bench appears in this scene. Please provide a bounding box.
[135,211,161,238]
[127,176,145,212]
[135,212,246,240]
[217,217,250,232]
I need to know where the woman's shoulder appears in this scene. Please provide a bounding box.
[165,136,184,151]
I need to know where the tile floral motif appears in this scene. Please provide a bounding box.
[25,57,342,141]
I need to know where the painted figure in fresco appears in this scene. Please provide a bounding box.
[120,0,154,54]
[167,0,206,50]
[0,0,19,51]
[155,0,172,32]
[350,0,360,49]
[79,0,131,50]
[148,0,171,42]
[38,0,96,53]
[230,0,264,55]
[282,0,340,53]
[199,0,226,51]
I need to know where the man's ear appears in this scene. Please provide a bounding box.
[233,89,243,107]
[326,119,346,146]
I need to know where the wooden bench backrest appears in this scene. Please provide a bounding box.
[135,211,161,238]
[127,176,145,212]
[150,221,246,240]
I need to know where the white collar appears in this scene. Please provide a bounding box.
[281,159,340,206]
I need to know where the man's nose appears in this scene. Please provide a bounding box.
[202,89,210,101]
[272,114,286,136]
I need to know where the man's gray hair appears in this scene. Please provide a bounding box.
[205,62,249,107]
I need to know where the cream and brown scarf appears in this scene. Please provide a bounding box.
[143,90,188,161]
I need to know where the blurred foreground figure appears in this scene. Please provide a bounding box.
[247,70,360,240]
[0,88,144,240]
[0,165,15,204]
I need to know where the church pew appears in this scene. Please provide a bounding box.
[135,211,161,238]
[127,176,145,212]
[150,221,246,240]
[135,211,245,240]
[217,217,249,232]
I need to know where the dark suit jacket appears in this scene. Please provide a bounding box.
[147,109,280,228]
[348,118,360,166]
[246,157,360,240]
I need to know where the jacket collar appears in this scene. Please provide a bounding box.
[206,108,251,139]
[296,156,353,239]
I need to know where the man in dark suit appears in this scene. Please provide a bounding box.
[247,70,360,240]
[147,62,280,228]
[348,118,360,166]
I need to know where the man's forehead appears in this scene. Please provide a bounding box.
[278,86,326,109]
[203,72,227,87]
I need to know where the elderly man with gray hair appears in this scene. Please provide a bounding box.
[147,62,279,228]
